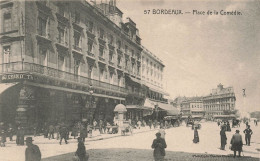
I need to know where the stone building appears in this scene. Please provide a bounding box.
[180,97,204,119]
[203,84,236,119]
[0,0,168,128]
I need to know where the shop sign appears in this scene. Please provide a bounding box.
[1,73,34,81]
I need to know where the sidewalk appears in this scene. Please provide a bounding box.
[5,126,156,145]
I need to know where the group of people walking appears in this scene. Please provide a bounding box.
[220,122,253,158]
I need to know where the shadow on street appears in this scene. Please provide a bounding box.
[42,148,259,161]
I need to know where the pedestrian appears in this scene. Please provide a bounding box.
[48,124,55,140]
[160,121,164,129]
[148,119,152,129]
[151,132,167,161]
[193,127,199,143]
[103,120,107,134]
[80,126,87,142]
[16,126,25,146]
[43,123,48,138]
[0,130,6,147]
[55,123,60,140]
[93,120,97,131]
[137,120,142,129]
[59,124,68,145]
[7,123,14,141]
[87,123,92,138]
[25,137,41,161]
[220,126,227,150]
[99,120,103,134]
[224,121,228,130]
[72,124,79,139]
[33,123,37,137]
[230,130,243,158]
[226,121,231,132]
[74,141,89,161]
[243,125,253,146]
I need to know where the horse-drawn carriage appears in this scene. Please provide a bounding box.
[120,121,133,136]
[232,119,240,128]
[186,115,202,130]
[163,115,181,127]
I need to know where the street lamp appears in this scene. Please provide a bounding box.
[89,85,94,123]
[155,103,159,121]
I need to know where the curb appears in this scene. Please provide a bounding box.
[5,129,157,145]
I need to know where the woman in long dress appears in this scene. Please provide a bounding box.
[220,126,227,150]
[193,127,199,143]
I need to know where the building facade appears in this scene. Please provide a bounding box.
[203,84,236,119]
[0,0,168,128]
[175,84,236,120]
[180,97,204,119]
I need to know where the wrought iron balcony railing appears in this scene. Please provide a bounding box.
[0,62,126,93]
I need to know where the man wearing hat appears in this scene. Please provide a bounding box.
[230,130,243,158]
[25,137,41,161]
[151,132,167,161]
[243,125,253,146]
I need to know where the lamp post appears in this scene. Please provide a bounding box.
[89,85,94,123]
[155,103,159,121]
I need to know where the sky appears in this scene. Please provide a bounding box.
[113,0,260,112]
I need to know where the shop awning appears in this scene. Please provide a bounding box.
[143,98,156,109]
[130,76,141,84]
[126,105,153,110]
[0,83,17,94]
[147,86,168,95]
[126,104,153,116]
[126,75,141,85]
[126,105,142,109]
[157,102,180,116]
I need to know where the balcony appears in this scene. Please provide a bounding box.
[0,62,126,93]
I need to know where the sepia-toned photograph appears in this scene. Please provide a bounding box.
[0,0,259,160]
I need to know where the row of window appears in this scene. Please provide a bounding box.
[204,105,233,111]
[204,98,235,104]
